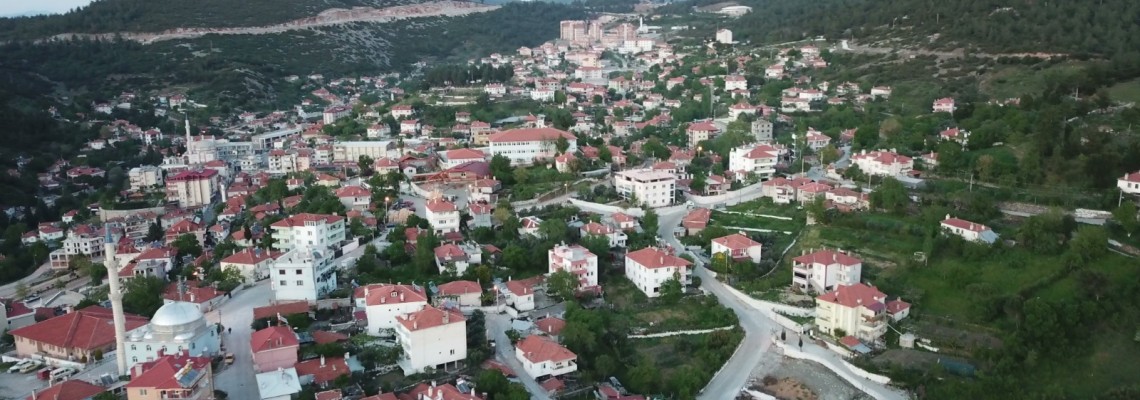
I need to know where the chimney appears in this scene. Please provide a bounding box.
[320,355,326,367]
[400,292,405,302]
[413,320,418,330]
[133,363,144,377]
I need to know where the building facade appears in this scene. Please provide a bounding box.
[395,306,467,375]
[624,247,691,298]
[614,169,676,208]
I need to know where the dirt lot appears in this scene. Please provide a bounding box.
[757,377,818,400]
[749,357,873,400]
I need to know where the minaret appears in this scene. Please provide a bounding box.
[103,225,130,376]
[184,118,192,144]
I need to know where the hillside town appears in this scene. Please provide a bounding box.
[2,4,1140,400]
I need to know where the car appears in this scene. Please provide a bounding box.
[224,353,235,365]
[49,367,76,381]
[14,361,40,373]
[8,360,33,373]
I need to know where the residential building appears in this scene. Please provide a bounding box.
[434,243,482,276]
[850,150,914,177]
[625,247,691,298]
[425,199,461,235]
[681,208,711,236]
[805,130,831,151]
[728,144,779,182]
[357,284,429,335]
[932,97,956,113]
[941,215,999,244]
[335,186,371,210]
[294,355,350,387]
[608,212,639,231]
[256,368,303,400]
[792,249,862,294]
[751,119,774,142]
[548,244,599,292]
[710,233,763,262]
[251,326,299,373]
[815,283,909,342]
[269,213,346,253]
[500,279,536,311]
[11,306,148,362]
[125,352,214,400]
[220,248,285,283]
[441,148,486,169]
[1117,171,1140,195]
[391,105,415,119]
[129,166,164,191]
[515,335,577,378]
[467,203,494,229]
[165,169,219,208]
[271,246,337,302]
[26,380,106,400]
[715,28,733,44]
[434,280,482,308]
[395,305,467,375]
[724,75,747,91]
[614,168,676,208]
[870,86,892,99]
[686,121,719,146]
[488,128,578,166]
[468,179,501,204]
[580,222,627,248]
[124,302,221,366]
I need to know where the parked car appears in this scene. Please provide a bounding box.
[12,361,40,373]
[8,360,33,373]
[49,367,76,381]
[224,353,235,365]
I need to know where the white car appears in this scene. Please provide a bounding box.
[8,360,36,373]
[49,367,77,381]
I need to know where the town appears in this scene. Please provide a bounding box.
[1,2,1139,400]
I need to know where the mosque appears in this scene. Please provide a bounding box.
[123,300,221,366]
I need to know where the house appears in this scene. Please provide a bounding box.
[765,64,785,79]
[425,199,461,235]
[434,243,482,276]
[548,244,600,292]
[751,119,774,142]
[270,213,346,252]
[515,335,577,378]
[932,97,956,113]
[941,215,999,244]
[125,351,214,400]
[681,208,711,236]
[400,119,421,134]
[710,233,763,262]
[815,283,908,342]
[614,169,676,208]
[805,130,831,151]
[715,28,733,44]
[580,222,628,248]
[468,179,502,204]
[256,368,303,400]
[850,150,914,177]
[728,144,779,182]
[391,105,415,119]
[724,75,747,91]
[405,383,478,400]
[251,325,300,373]
[519,216,543,238]
[625,247,692,298]
[26,380,106,400]
[294,355,350,387]
[1116,171,1140,195]
[825,187,870,212]
[11,306,148,362]
[335,186,371,210]
[686,121,719,146]
[467,203,494,229]
[501,279,536,311]
[535,316,566,337]
[939,127,970,145]
[434,280,482,308]
[555,153,576,173]
[441,148,486,169]
[870,86,892,99]
[792,249,861,294]
[357,284,429,335]
[221,248,285,283]
[161,283,226,313]
[488,128,578,166]
[608,212,639,231]
[395,305,467,375]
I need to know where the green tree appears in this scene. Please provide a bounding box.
[122,276,167,316]
[357,155,374,176]
[1069,226,1108,263]
[870,177,908,214]
[15,281,29,299]
[546,270,577,301]
[556,135,570,154]
[659,277,683,304]
[490,154,514,184]
[1113,201,1138,237]
[819,145,840,165]
[172,233,203,259]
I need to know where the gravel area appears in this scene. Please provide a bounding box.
[750,357,874,400]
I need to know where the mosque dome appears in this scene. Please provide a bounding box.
[150,302,207,334]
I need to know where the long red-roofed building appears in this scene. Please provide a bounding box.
[11,306,147,361]
[251,325,299,372]
[488,127,577,165]
[26,380,105,400]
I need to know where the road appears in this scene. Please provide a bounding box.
[485,312,553,400]
[0,260,55,299]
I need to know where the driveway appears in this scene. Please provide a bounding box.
[486,312,553,400]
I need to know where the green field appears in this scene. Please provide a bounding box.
[1107,78,1140,103]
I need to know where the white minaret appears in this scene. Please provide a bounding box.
[103,225,130,376]
[184,118,192,144]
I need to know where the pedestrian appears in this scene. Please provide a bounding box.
[228,327,232,334]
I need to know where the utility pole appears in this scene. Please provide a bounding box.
[969,172,974,192]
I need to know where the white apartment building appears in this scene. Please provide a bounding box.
[548,244,599,291]
[332,141,391,163]
[165,169,219,208]
[792,249,862,294]
[357,284,430,335]
[625,247,692,298]
[940,215,1000,244]
[390,105,415,119]
[710,233,763,262]
[220,248,285,283]
[815,283,909,342]
[488,128,578,166]
[1118,171,1140,195]
[269,213,346,253]
[515,335,577,378]
[323,105,351,125]
[724,75,747,91]
[614,168,676,208]
[271,246,337,302]
[395,306,467,375]
[129,166,164,191]
[425,199,461,235]
[850,150,914,177]
[61,233,105,258]
[728,144,780,182]
[500,280,536,312]
[715,28,733,44]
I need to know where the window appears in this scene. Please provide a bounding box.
[295,269,303,275]
[297,280,304,286]
[278,269,285,275]
[450,349,455,355]
[131,345,136,350]
[132,357,137,363]
[145,345,151,351]
[280,280,287,286]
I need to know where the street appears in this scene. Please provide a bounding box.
[485,312,553,400]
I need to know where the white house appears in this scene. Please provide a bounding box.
[940,215,999,244]
[805,130,831,151]
[792,249,862,294]
[724,75,747,91]
[391,105,415,119]
[271,246,337,302]
[850,150,914,177]
[1116,171,1140,195]
[358,284,429,335]
[765,64,785,79]
[715,29,733,44]
[425,199,461,235]
[728,144,780,182]
[434,242,482,276]
[548,244,599,291]
[395,305,467,375]
[932,97,956,114]
[335,185,372,210]
[579,222,627,248]
[870,86,892,99]
[220,248,285,283]
[500,280,536,312]
[614,169,676,208]
[710,233,763,262]
[625,247,691,298]
[815,283,909,342]
[686,120,719,146]
[440,148,486,169]
[515,335,577,378]
[488,128,578,166]
[270,213,346,252]
[434,281,482,308]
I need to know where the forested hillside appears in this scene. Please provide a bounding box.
[0,0,416,38]
[667,0,1140,58]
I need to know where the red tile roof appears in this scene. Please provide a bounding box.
[396,305,465,332]
[10,306,147,351]
[335,185,370,198]
[816,283,886,309]
[312,330,350,345]
[535,317,566,335]
[516,335,576,363]
[360,394,399,400]
[162,281,226,304]
[26,380,106,400]
[626,247,691,269]
[489,127,576,143]
[793,250,861,266]
[445,148,486,160]
[126,352,211,390]
[252,301,310,320]
[316,390,343,400]
[436,280,482,297]
[682,208,711,229]
[425,199,457,213]
[251,326,299,353]
[167,169,218,181]
[711,233,762,251]
[221,248,284,265]
[941,217,990,232]
[270,213,344,228]
[294,356,349,385]
[356,284,428,306]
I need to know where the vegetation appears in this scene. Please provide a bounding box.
[121,276,167,316]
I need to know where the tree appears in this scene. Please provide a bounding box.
[15,282,29,299]
[805,196,828,224]
[870,177,908,214]
[819,145,840,165]
[1069,226,1108,263]
[547,270,577,301]
[538,218,568,243]
[642,208,659,234]
[145,220,164,242]
[489,154,514,184]
[659,277,683,304]
[690,174,707,194]
[1113,201,1138,237]
[555,135,570,154]
[122,276,167,316]
[357,155,374,176]
[502,245,530,272]
[172,233,203,259]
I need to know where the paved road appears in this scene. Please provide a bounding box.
[486,313,553,400]
[0,260,56,299]
[210,282,270,400]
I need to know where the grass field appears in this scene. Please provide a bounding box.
[1107,78,1140,103]
[979,62,1086,100]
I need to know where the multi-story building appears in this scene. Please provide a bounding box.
[710,233,763,262]
[515,335,577,378]
[548,244,599,292]
[932,97,956,113]
[395,306,467,375]
[488,128,578,166]
[467,203,494,229]
[850,150,914,177]
[724,75,747,91]
[323,106,351,125]
[129,166,164,191]
[251,325,299,373]
[579,222,627,248]
[805,130,831,151]
[425,199,461,235]
[357,284,429,335]
[614,169,675,208]
[125,351,215,400]
[715,28,733,44]
[433,242,482,276]
[335,185,371,210]
[165,169,219,208]
[686,121,719,146]
[124,301,221,366]
[440,148,486,169]
[271,246,337,302]
[221,248,285,283]
[332,141,393,163]
[791,249,862,294]
[270,213,346,253]
[815,283,909,342]
[728,144,779,182]
[624,247,691,298]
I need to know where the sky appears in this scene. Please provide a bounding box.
[0,0,98,18]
